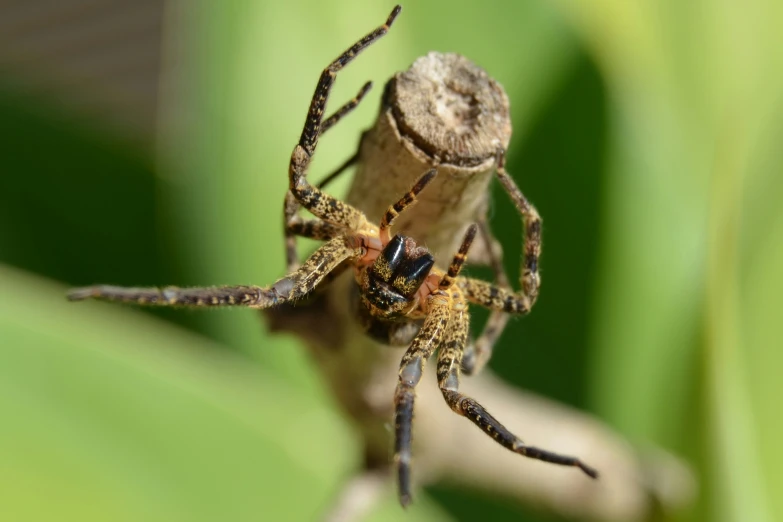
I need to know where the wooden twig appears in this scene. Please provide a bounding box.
[347,52,510,265]
[265,52,694,521]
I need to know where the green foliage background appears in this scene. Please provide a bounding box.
[1,1,781,521]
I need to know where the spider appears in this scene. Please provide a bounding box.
[67,5,598,507]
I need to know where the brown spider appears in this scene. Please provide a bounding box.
[67,5,597,507]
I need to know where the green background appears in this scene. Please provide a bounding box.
[1,0,781,521]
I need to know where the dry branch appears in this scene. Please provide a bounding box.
[265,52,694,521]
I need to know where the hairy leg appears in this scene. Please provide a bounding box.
[378,168,437,242]
[394,225,476,506]
[284,82,372,271]
[460,218,511,375]
[68,237,361,309]
[320,81,373,136]
[283,191,346,271]
[437,223,477,289]
[495,148,542,302]
[460,148,543,329]
[460,276,532,314]
[436,304,598,480]
[288,7,401,229]
[393,293,450,507]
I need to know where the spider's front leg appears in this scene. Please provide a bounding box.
[68,236,362,309]
[283,82,372,271]
[286,6,402,254]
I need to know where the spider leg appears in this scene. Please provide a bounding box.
[379,169,438,242]
[497,148,542,302]
[460,276,532,314]
[438,223,477,289]
[283,147,362,271]
[285,213,344,242]
[393,293,450,507]
[394,225,476,506]
[68,237,361,309]
[320,80,373,136]
[436,302,599,480]
[283,191,347,271]
[458,150,543,318]
[297,6,400,157]
[316,150,359,191]
[461,218,511,375]
[288,6,400,228]
[438,243,593,486]
[283,81,373,271]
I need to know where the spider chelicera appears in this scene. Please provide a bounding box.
[67,5,597,506]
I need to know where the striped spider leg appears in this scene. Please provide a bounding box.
[67,6,403,311]
[459,148,544,375]
[378,220,598,506]
[284,6,402,272]
[351,166,597,506]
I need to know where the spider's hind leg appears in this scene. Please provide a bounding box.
[458,150,545,369]
[393,225,476,507]
[457,150,543,374]
[495,147,542,303]
[436,303,599,480]
[460,218,512,375]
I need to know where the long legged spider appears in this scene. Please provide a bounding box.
[67,5,598,507]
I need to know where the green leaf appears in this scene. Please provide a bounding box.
[549,1,783,520]
[0,265,450,522]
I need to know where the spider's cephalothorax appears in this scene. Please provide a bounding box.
[67,5,597,507]
[360,234,435,319]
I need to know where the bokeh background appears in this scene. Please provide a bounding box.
[1,1,781,521]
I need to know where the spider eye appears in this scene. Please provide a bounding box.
[372,234,406,282]
[392,253,434,297]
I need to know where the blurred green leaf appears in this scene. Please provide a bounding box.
[0,265,450,521]
[2,0,781,520]
[548,1,783,520]
[0,86,162,289]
